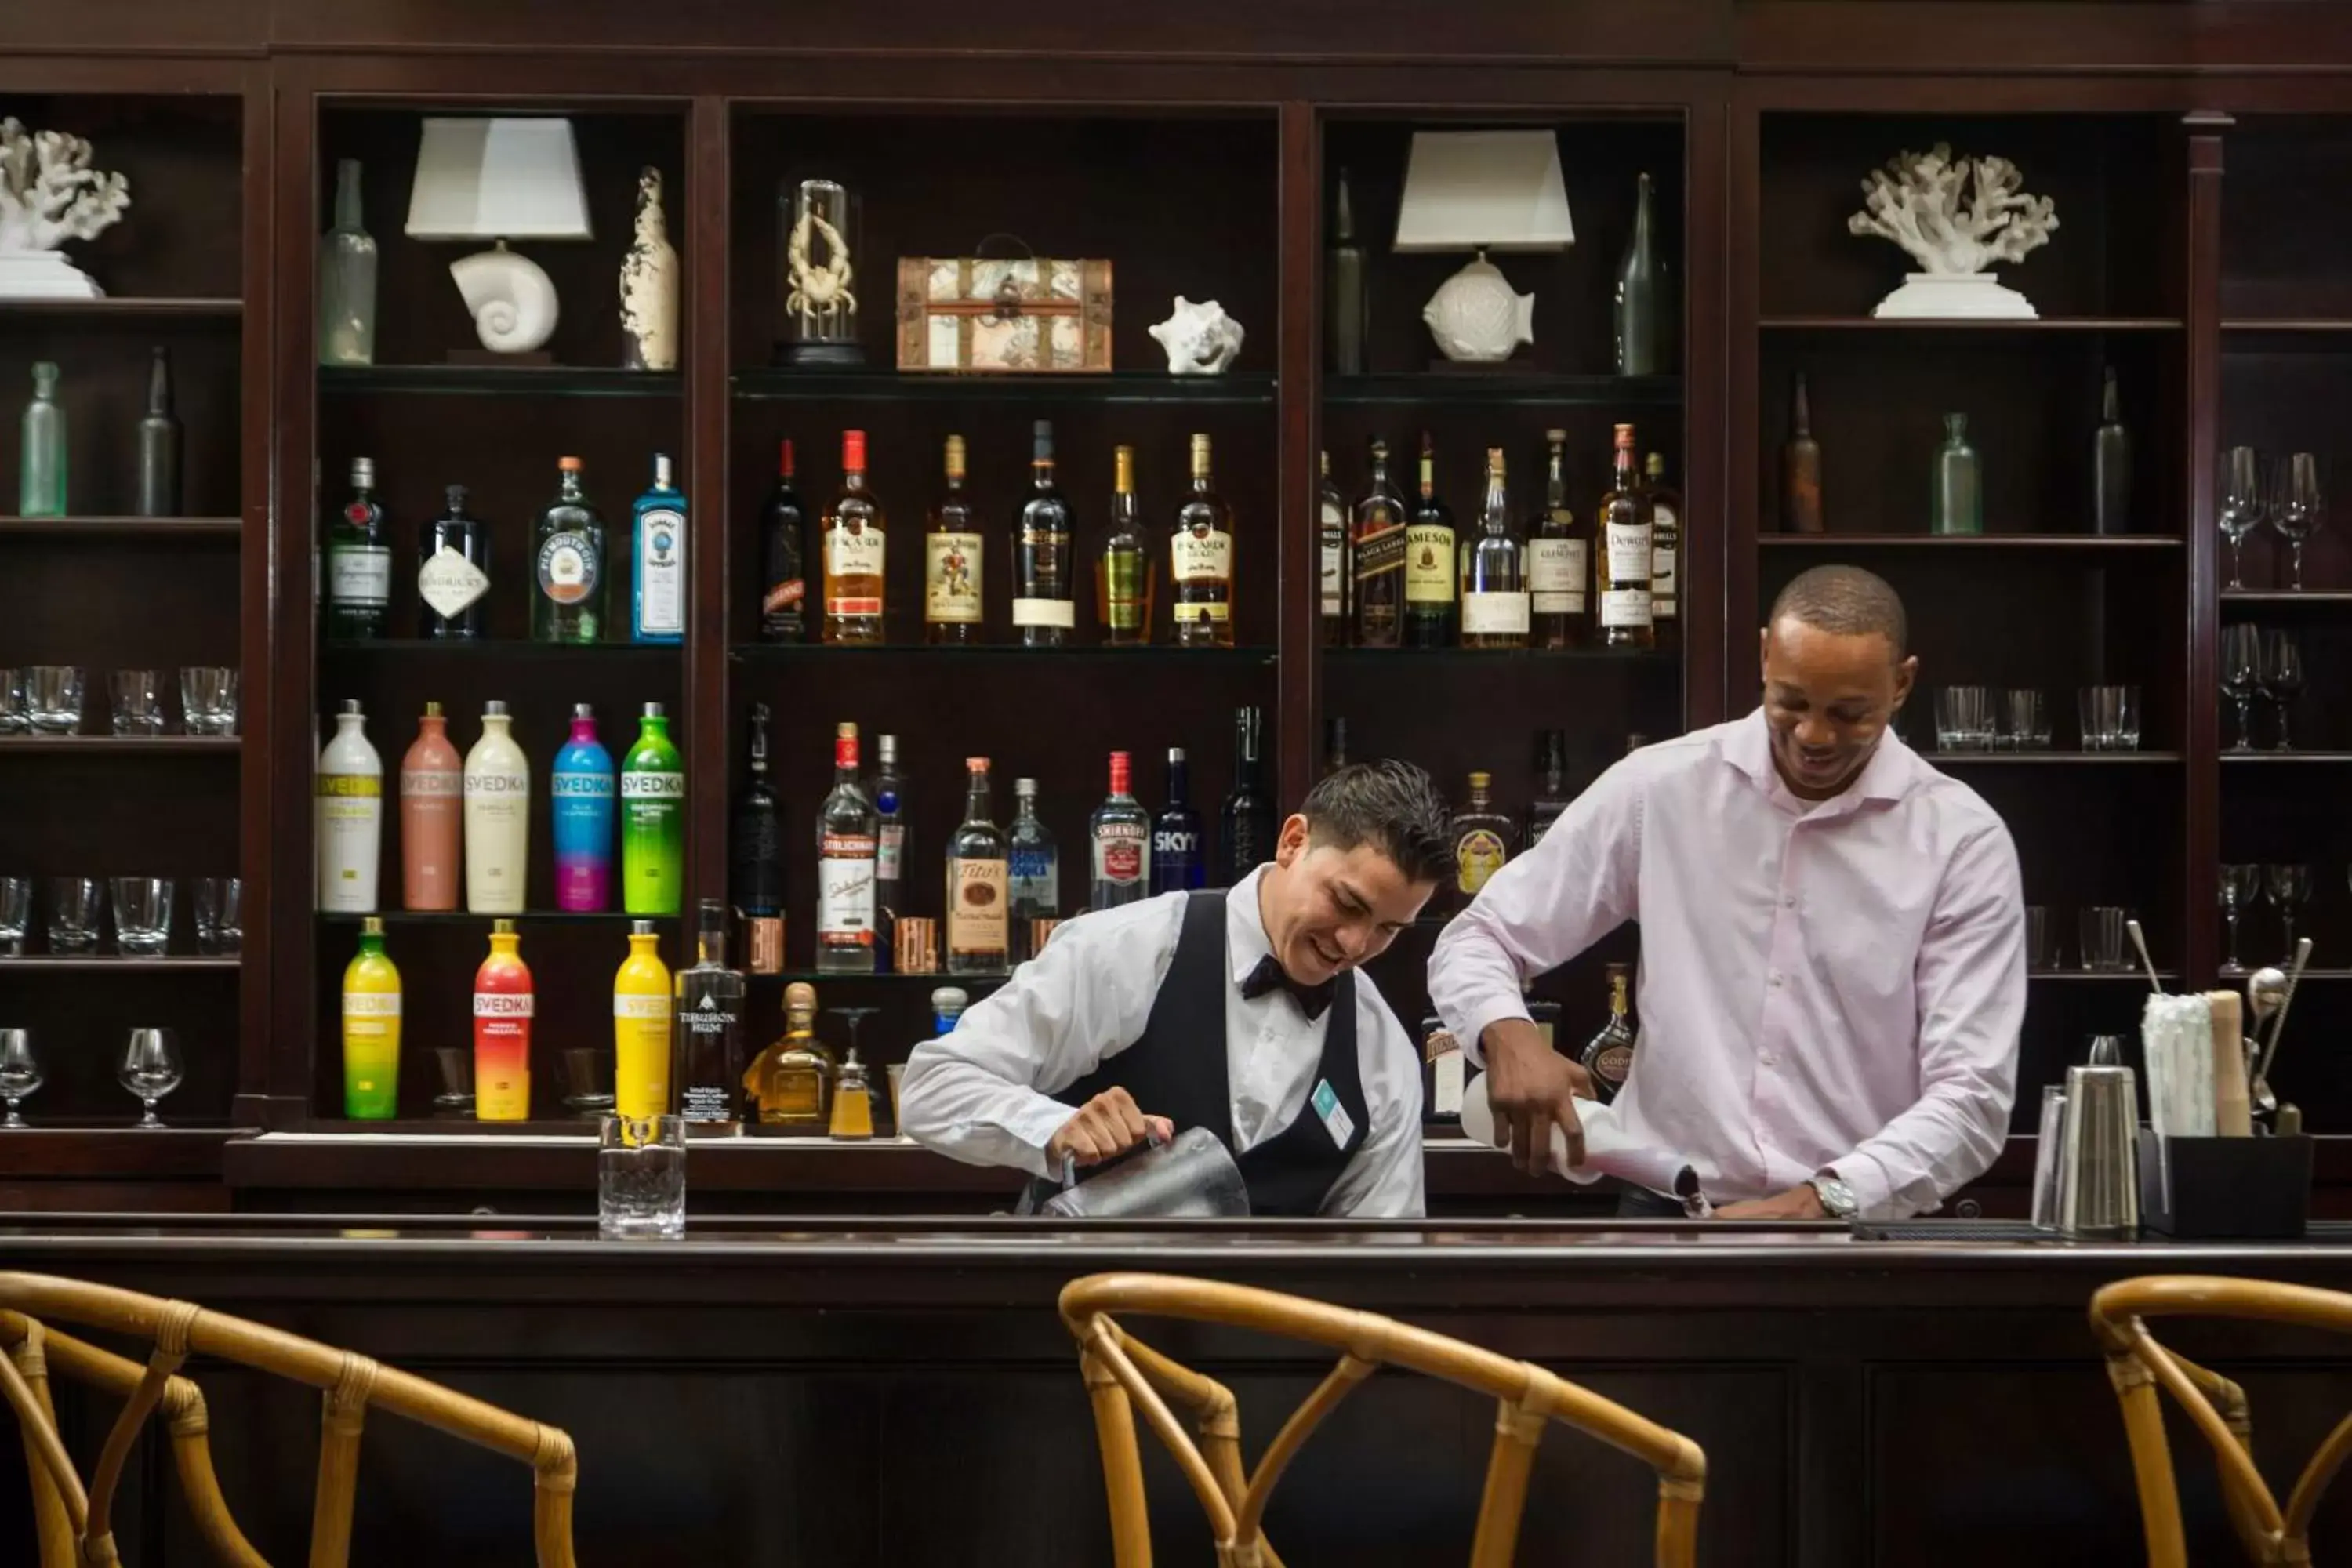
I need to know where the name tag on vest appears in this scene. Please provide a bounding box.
[1311,1079,1355,1149]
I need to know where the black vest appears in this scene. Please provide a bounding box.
[1028,890,1370,1217]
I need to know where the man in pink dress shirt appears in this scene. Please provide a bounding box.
[1428,564,2026,1220]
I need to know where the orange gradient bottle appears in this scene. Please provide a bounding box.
[471,918,533,1121]
[399,702,462,910]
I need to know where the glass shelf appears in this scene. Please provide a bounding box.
[0,956,241,972]
[1323,372,1682,407]
[0,515,240,538]
[322,639,681,658]
[1323,646,1675,666]
[731,642,1276,664]
[1759,533,2181,551]
[0,296,241,318]
[1930,752,2183,765]
[0,735,239,755]
[317,911,680,926]
[1759,316,2183,333]
[731,368,1276,406]
[320,365,682,398]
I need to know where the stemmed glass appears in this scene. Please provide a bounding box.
[0,1031,41,1128]
[2220,863,2263,972]
[2220,445,2267,592]
[118,1028,183,1128]
[2267,865,2313,961]
[2273,452,2326,591]
[2261,630,2306,751]
[2222,623,2262,751]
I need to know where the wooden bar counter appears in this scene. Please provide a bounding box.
[6,1214,2352,1565]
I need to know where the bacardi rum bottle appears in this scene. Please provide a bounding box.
[341,916,401,1120]
[613,920,673,1122]
[816,722,880,971]
[821,430,887,644]
[463,700,531,915]
[620,702,684,916]
[1597,425,1655,651]
[1088,751,1149,910]
[399,702,462,911]
[472,919,533,1122]
[673,898,746,1134]
[316,699,383,913]
[946,758,1009,975]
[1170,434,1236,648]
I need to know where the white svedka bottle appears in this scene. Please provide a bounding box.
[464,699,532,914]
[316,699,383,913]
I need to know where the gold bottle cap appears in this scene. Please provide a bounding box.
[785,981,816,1011]
[837,720,858,740]
[424,700,443,718]
[1468,771,1491,789]
[944,434,967,477]
[361,916,383,936]
[1545,428,1566,443]
[492,918,516,935]
[1114,445,1135,492]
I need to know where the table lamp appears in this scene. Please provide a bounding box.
[1392,130,1574,365]
[405,118,592,359]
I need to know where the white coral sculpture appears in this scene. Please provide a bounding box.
[1847,143,2056,278]
[0,117,131,254]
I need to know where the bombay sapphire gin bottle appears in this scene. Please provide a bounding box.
[630,453,687,644]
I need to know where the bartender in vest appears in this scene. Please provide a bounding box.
[1429,565,2026,1221]
[898,761,1456,1217]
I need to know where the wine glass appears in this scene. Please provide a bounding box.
[2272,452,2327,592]
[2267,865,2313,961]
[0,1031,41,1129]
[2260,630,2307,751]
[2220,863,2263,972]
[2222,622,2262,751]
[118,1028,183,1129]
[2220,445,2267,592]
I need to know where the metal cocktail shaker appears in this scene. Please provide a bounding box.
[2060,1063,2140,1239]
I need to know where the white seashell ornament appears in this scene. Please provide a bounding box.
[450,241,561,354]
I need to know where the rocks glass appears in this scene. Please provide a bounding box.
[25,666,84,734]
[109,877,173,956]
[194,877,242,955]
[1934,686,1994,752]
[107,669,164,735]
[0,876,31,956]
[2078,685,2141,752]
[48,877,101,954]
[180,666,238,735]
[599,1114,687,1240]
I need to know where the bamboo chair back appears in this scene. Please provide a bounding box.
[2089,1273,2352,1567]
[0,1269,577,1567]
[1059,1272,1706,1568]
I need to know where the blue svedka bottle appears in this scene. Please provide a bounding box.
[631,452,687,644]
[1149,746,1205,895]
[551,703,615,911]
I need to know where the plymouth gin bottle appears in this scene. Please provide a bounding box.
[326,456,391,640]
[316,700,383,913]
[550,704,615,913]
[817,723,880,972]
[945,758,1009,975]
[1088,751,1149,909]
[673,898,746,1134]
[621,702,684,916]
[463,700,531,915]
[417,483,489,639]
[533,456,607,643]
[630,452,686,644]
[1007,778,1058,965]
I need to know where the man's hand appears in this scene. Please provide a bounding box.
[1715,1183,1828,1221]
[1045,1087,1174,1169]
[1481,1018,1593,1176]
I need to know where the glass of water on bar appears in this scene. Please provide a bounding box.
[599,1114,686,1240]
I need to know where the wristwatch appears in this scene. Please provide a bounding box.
[1809,1171,1860,1220]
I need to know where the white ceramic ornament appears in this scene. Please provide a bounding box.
[451,242,561,353]
[619,166,679,371]
[1149,296,1245,375]
[0,118,131,299]
[1422,255,1534,363]
[1848,143,2058,320]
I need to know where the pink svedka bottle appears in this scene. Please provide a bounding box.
[400,701,463,910]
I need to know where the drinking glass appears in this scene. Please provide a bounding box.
[2221,624,2261,751]
[431,1047,475,1118]
[24,666,84,734]
[107,669,163,735]
[0,670,24,734]
[2078,906,2128,971]
[2030,1084,2069,1232]
[2220,864,2263,972]
[2024,905,2055,970]
[2220,445,2266,591]
[180,667,239,736]
[194,877,241,955]
[2260,630,2306,751]
[0,1031,39,1128]
[1935,685,1994,752]
[2078,685,2143,752]
[2000,690,2050,751]
[47,877,101,954]
[109,877,172,956]
[599,1114,687,1240]
[561,1049,616,1118]
[0,876,30,956]
[2267,864,2312,960]
[2273,452,2326,591]
[118,1028,183,1128]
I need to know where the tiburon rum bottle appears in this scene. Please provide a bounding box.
[550,703,615,913]
[1450,771,1518,903]
[1597,424,1655,651]
[924,434,984,644]
[399,702,462,911]
[613,920,673,1121]
[946,758,1009,975]
[341,916,401,1120]
[473,919,533,1122]
[816,722,880,971]
[821,430,886,644]
[463,700,531,915]
[317,699,383,913]
[1170,434,1236,648]
[620,702,684,916]
[673,898,746,1134]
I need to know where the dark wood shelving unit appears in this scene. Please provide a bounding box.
[321,639,684,658]
[1759,316,2184,332]
[0,296,242,318]
[1,957,241,973]
[2219,752,2352,764]
[1322,372,1682,406]
[317,365,683,397]
[1759,533,2182,550]
[0,515,242,537]
[1931,752,2183,766]
[0,735,241,755]
[727,642,1278,662]
[732,368,1277,405]
[316,911,681,927]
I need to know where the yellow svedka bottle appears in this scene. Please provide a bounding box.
[613,918,673,1120]
[341,916,402,1120]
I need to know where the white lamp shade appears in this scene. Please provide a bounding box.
[405,118,593,242]
[1392,130,1574,254]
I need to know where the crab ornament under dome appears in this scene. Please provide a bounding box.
[0,118,131,299]
[1847,143,2058,320]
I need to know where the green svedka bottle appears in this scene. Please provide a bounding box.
[620,701,684,916]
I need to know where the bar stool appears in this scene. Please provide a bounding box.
[1060,1271,1707,1567]
[0,1269,577,1567]
[2089,1273,2352,1566]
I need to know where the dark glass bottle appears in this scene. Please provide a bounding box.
[673,898,746,1134]
[1149,746,1205,895]
[872,733,908,964]
[1088,750,1150,910]
[1323,716,1349,776]
[1613,172,1661,376]
[1527,728,1573,849]
[1450,771,1518,904]
[1352,438,1407,648]
[1931,412,1982,537]
[134,345,181,518]
[325,456,390,641]
[1007,778,1058,964]
[1403,433,1456,648]
[731,702,785,975]
[1782,372,1824,535]
[417,483,488,640]
[1581,962,1637,1102]
[1327,168,1367,376]
[1319,448,1351,647]
[1098,445,1153,645]
[2093,365,2132,535]
[1013,419,1074,647]
[1529,429,1586,650]
[760,438,808,641]
[532,457,607,644]
[1219,706,1275,886]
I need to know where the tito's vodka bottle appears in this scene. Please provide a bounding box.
[946,758,1009,975]
[816,723,880,971]
[463,700,532,914]
[673,898,746,1134]
[1088,750,1149,910]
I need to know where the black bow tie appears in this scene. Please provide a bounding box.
[1240,953,1337,1022]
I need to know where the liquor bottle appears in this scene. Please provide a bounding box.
[1171,433,1236,648]
[1013,419,1074,647]
[746,981,830,1128]
[872,733,908,959]
[1220,706,1275,885]
[621,702,685,916]
[1098,444,1153,645]
[17,361,65,519]
[400,702,462,911]
[341,916,401,1120]
[1089,750,1150,910]
[326,456,390,641]
[1327,167,1368,376]
[1403,433,1456,648]
[1931,412,1982,536]
[1319,448,1352,647]
[1451,771,1518,902]
[611,920,674,1122]
[1007,777,1058,965]
[946,757,1010,975]
[924,434,984,644]
[1420,1018,1465,1128]
[1581,961,1637,1103]
[417,483,489,639]
[731,703,786,975]
[532,456,607,644]
[463,699,531,915]
[1614,172,1661,376]
[2093,365,2132,535]
[1597,424,1655,651]
[934,986,971,1035]
[135,346,182,518]
[822,429,887,644]
[550,704,615,913]
[316,699,383,913]
[1526,728,1573,849]
[829,1047,877,1140]
[673,898,746,1134]
[473,919,533,1122]
[816,722,880,972]
[1323,716,1349,776]
[1352,437,1408,648]
[630,452,687,644]
[1644,452,1682,648]
[317,157,378,367]
[1782,372,1824,535]
[1461,448,1530,650]
[1530,428,1586,649]
[1151,747,1206,895]
[760,438,808,641]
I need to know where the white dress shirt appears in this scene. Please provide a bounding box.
[899,865,1428,1217]
[1428,710,2024,1219]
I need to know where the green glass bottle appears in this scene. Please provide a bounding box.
[19,361,66,519]
[1930,412,1982,536]
[620,701,684,916]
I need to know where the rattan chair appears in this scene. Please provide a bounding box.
[0,1269,577,1567]
[2089,1273,2352,1567]
[1060,1272,1707,1568]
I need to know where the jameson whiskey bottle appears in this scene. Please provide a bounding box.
[341,917,401,1120]
[1098,444,1152,645]
[1597,424,1655,651]
[945,757,1010,975]
[1013,419,1074,646]
[1403,433,1456,648]
[326,456,391,640]
[672,898,746,1134]
[620,702,684,916]
[1529,429,1587,649]
[1171,433,1236,648]
[532,456,607,644]
[1352,437,1407,648]
[761,437,808,640]
[925,434,984,644]
[821,430,887,644]
[1581,961,1638,1103]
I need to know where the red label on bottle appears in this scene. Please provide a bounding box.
[1102,841,1143,880]
[834,736,861,770]
[345,503,372,525]
[842,430,866,472]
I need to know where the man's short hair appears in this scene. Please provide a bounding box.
[1299,760,1455,887]
[1767,564,1909,660]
